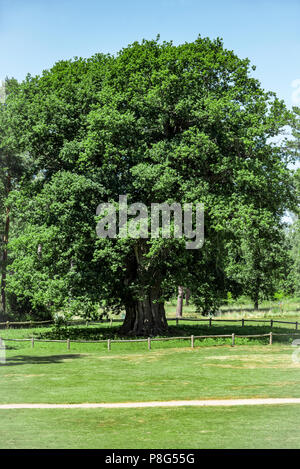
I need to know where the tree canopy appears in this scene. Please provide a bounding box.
[1,36,295,333]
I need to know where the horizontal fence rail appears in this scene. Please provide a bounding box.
[1,331,300,351]
[0,317,299,328]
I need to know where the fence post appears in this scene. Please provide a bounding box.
[176,318,179,326]
[270,319,273,329]
[231,333,235,347]
[31,337,34,348]
[107,339,111,351]
[148,337,151,350]
[269,332,273,345]
[242,318,244,327]
[6,321,9,330]
[209,318,212,327]
[110,319,113,327]
[67,339,70,350]
[296,322,298,331]
[191,335,194,348]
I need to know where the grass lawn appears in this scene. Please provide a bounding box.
[1,320,300,448]
[1,405,300,449]
[1,341,300,403]
[164,297,300,318]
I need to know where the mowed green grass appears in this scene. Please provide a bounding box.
[1,344,300,404]
[1,405,300,449]
[1,322,300,448]
[1,321,300,404]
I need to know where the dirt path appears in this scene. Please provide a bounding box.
[1,398,300,409]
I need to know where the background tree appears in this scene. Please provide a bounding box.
[176,286,184,318]
[284,107,300,297]
[288,107,300,159]
[286,168,300,296]
[225,213,292,309]
[0,78,28,318]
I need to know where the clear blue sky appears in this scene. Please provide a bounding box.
[0,0,299,109]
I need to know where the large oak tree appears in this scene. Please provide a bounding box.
[4,37,294,334]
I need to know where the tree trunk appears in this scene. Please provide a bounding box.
[176,285,184,318]
[185,287,191,306]
[119,242,168,336]
[119,289,168,336]
[253,277,260,311]
[1,177,10,316]
[1,207,10,315]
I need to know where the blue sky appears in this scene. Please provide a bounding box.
[0,0,299,109]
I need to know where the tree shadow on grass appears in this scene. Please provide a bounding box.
[2,354,83,367]
[168,323,299,345]
[3,345,18,350]
[35,322,300,342]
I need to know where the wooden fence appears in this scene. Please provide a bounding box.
[1,316,300,351]
[1,331,300,351]
[0,316,299,329]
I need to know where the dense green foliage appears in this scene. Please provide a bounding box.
[0,78,32,317]
[0,37,298,332]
